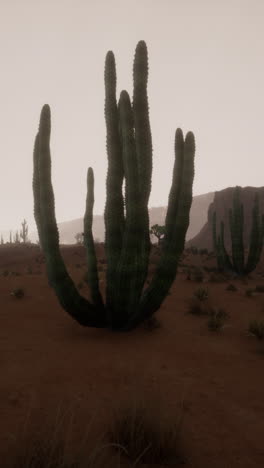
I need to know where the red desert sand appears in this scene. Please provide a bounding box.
[1,243,264,467]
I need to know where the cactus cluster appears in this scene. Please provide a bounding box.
[32,40,195,331]
[212,186,264,275]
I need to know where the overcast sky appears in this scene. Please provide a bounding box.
[0,0,263,236]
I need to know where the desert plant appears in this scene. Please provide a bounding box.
[248,319,264,340]
[75,232,84,245]
[193,287,208,301]
[10,287,25,299]
[32,41,195,331]
[213,187,264,275]
[149,224,165,245]
[207,307,228,331]
[107,403,185,465]
[20,219,29,243]
[245,288,255,297]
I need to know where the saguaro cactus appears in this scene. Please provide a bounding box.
[20,219,28,243]
[213,187,264,275]
[33,40,195,331]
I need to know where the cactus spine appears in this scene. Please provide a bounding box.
[33,41,195,331]
[213,187,264,275]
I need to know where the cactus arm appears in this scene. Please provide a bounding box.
[34,105,106,327]
[111,90,142,327]
[33,133,44,248]
[133,130,195,325]
[132,40,152,296]
[163,128,185,246]
[245,193,264,274]
[83,168,104,309]
[104,51,125,314]
[219,221,233,270]
[229,186,244,274]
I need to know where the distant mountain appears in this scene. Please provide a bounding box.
[21,191,215,245]
[187,186,264,251]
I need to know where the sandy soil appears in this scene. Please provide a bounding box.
[1,243,264,467]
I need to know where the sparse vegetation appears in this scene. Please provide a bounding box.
[207,307,229,332]
[107,402,186,465]
[193,287,208,301]
[248,320,264,340]
[10,287,25,299]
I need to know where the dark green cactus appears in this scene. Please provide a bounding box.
[213,187,264,275]
[32,40,195,331]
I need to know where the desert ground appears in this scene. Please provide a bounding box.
[1,243,264,467]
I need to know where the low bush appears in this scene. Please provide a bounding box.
[193,287,208,301]
[10,288,25,299]
[207,307,228,332]
[248,320,264,340]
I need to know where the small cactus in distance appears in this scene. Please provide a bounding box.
[20,219,29,243]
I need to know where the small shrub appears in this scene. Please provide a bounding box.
[193,287,208,301]
[226,283,237,292]
[207,307,228,332]
[107,403,186,465]
[248,320,264,340]
[245,288,255,297]
[10,288,25,299]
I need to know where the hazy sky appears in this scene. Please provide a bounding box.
[0,0,263,236]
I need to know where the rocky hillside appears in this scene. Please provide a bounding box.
[187,186,264,251]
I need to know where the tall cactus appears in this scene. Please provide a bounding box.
[213,187,264,275]
[32,40,195,331]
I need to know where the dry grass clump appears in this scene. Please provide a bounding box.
[6,387,188,468]
[107,392,187,466]
[5,402,112,468]
[248,320,264,340]
[207,307,229,332]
